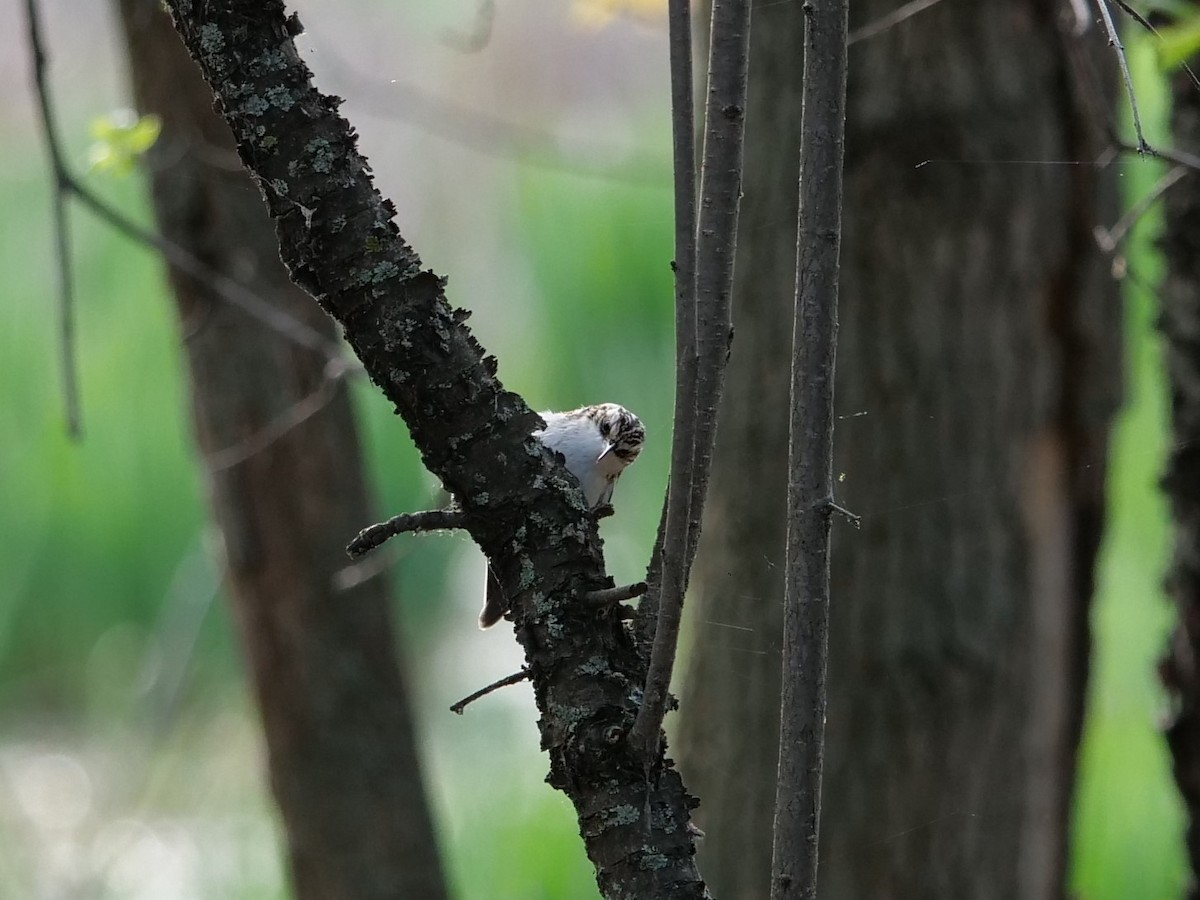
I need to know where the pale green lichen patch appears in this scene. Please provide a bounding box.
[639,851,670,871]
[518,557,536,590]
[604,805,640,828]
[577,656,610,676]
[548,702,590,730]
[265,86,297,111]
[241,94,270,117]
[199,23,224,56]
[651,805,680,834]
[305,137,335,172]
[251,47,290,75]
[356,260,399,285]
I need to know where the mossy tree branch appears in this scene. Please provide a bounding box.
[160,2,707,896]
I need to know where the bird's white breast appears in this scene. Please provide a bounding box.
[536,411,612,507]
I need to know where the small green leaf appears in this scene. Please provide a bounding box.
[1158,10,1200,71]
[87,110,162,176]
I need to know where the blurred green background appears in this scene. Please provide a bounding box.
[0,2,1187,898]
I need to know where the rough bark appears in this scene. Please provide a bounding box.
[157,2,707,897]
[115,3,450,898]
[678,2,1120,897]
[1159,46,1200,900]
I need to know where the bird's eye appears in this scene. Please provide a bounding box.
[600,421,612,437]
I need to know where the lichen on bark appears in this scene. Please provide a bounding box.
[161,1,708,896]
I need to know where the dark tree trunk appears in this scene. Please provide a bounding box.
[115,3,449,897]
[1159,48,1200,900]
[678,2,1120,897]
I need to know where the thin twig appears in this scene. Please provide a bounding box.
[319,47,669,187]
[450,668,531,715]
[637,0,698,653]
[1094,164,1188,252]
[331,539,412,592]
[68,180,349,362]
[346,508,467,558]
[26,0,349,375]
[631,0,751,759]
[207,360,351,472]
[1110,0,1200,94]
[1115,137,1200,172]
[25,0,81,439]
[1094,0,1149,153]
[583,581,648,607]
[847,0,946,46]
[829,501,861,529]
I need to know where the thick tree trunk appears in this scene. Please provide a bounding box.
[677,2,1119,897]
[115,3,449,897]
[1159,49,1200,900]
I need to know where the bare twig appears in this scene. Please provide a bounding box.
[26,0,350,373]
[331,540,412,592]
[829,501,861,529]
[632,0,751,759]
[208,359,350,472]
[25,0,81,438]
[847,0,946,46]
[1094,0,1149,153]
[319,48,668,187]
[450,668,531,714]
[1115,137,1200,172]
[583,581,648,607]
[69,181,349,362]
[1094,164,1188,252]
[346,508,467,558]
[637,0,698,656]
[771,0,849,895]
[1110,0,1200,95]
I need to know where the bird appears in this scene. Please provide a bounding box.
[479,403,645,629]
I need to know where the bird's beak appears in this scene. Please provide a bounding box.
[597,443,614,462]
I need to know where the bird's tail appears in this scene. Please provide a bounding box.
[479,564,507,629]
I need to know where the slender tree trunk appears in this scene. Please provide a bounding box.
[771,1,848,897]
[678,2,1119,897]
[115,3,449,897]
[1159,47,1200,900]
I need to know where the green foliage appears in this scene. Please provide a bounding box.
[87,110,162,176]
[1069,34,1186,900]
[1158,12,1200,69]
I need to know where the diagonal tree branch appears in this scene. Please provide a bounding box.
[159,2,708,896]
